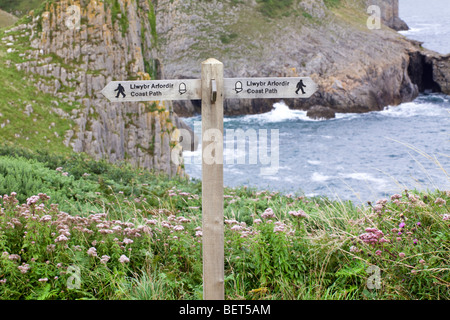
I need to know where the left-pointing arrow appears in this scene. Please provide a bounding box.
[101,79,202,102]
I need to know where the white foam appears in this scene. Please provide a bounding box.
[236,102,318,123]
[311,172,332,182]
[379,101,446,118]
[262,175,281,181]
[341,172,387,186]
[307,160,321,165]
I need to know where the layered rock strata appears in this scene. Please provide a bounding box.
[10,0,188,176]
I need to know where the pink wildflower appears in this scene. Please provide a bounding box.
[391,194,402,200]
[231,225,243,231]
[177,216,191,223]
[173,225,184,232]
[123,238,134,245]
[99,229,113,234]
[54,234,69,243]
[18,263,30,274]
[87,247,97,257]
[399,252,406,258]
[112,225,122,232]
[8,254,20,261]
[288,210,308,218]
[100,255,110,264]
[26,195,40,205]
[118,255,130,264]
[359,228,384,245]
[261,208,275,219]
[145,219,157,225]
[161,221,171,229]
[39,215,52,223]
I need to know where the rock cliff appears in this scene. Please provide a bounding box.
[368,0,409,31]
[5,0,187,176]
[155,0,449,119]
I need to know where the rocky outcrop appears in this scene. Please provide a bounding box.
[8,0,189,176]
[154,0,419,118]
[306,105,336,120]
[415,50,450,95]
[368,0,409,31]
[155,0,447,119]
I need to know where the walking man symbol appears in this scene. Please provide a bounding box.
[115,83,126,98]
[295,79,306,95]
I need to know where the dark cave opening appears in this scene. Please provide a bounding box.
[408,51,442,93]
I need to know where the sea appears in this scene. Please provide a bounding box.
[181,0,450,204]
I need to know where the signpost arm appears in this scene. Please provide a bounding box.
[201,58,224,300]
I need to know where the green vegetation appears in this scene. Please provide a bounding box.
[103,0,129,36]
[0,29,76,156]
[0,0,448,301]
[256,0,294,18]
[0,0,43,17]
[0,145,448,300]
[220,32,238,44]
[147,0,158,45]
[323,0,342,9]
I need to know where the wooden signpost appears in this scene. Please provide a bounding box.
[102,59,318,300]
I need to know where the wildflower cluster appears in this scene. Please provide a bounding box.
[0,182,448,300]
[0,192,203,299]
[346,190,449,297]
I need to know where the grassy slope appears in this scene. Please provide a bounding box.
[0,28,77,156]
[0,0,43,16]
[0,0,84,156]
[0,8,17,27]
[0,145,448,300]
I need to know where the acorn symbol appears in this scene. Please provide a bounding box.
[179,82,187,95]
[234,81,243,94]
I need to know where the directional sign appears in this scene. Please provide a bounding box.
[224,77,317,99]
[100,58,320,301]
[102,77,317,102]
[101,79,201,102]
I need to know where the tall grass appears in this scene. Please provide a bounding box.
[0,146,448,300]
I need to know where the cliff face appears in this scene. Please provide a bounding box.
[368,0,409,31]
[8,0,186,176]
[155,0,448,119]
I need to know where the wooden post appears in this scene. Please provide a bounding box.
[201,58,224,300]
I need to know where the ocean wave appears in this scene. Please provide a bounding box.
[341,172,387,186]
[230,102,319,124]
[311,172,332,182]
[379,100,448,118]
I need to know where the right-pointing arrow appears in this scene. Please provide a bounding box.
[223,77,318,99]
